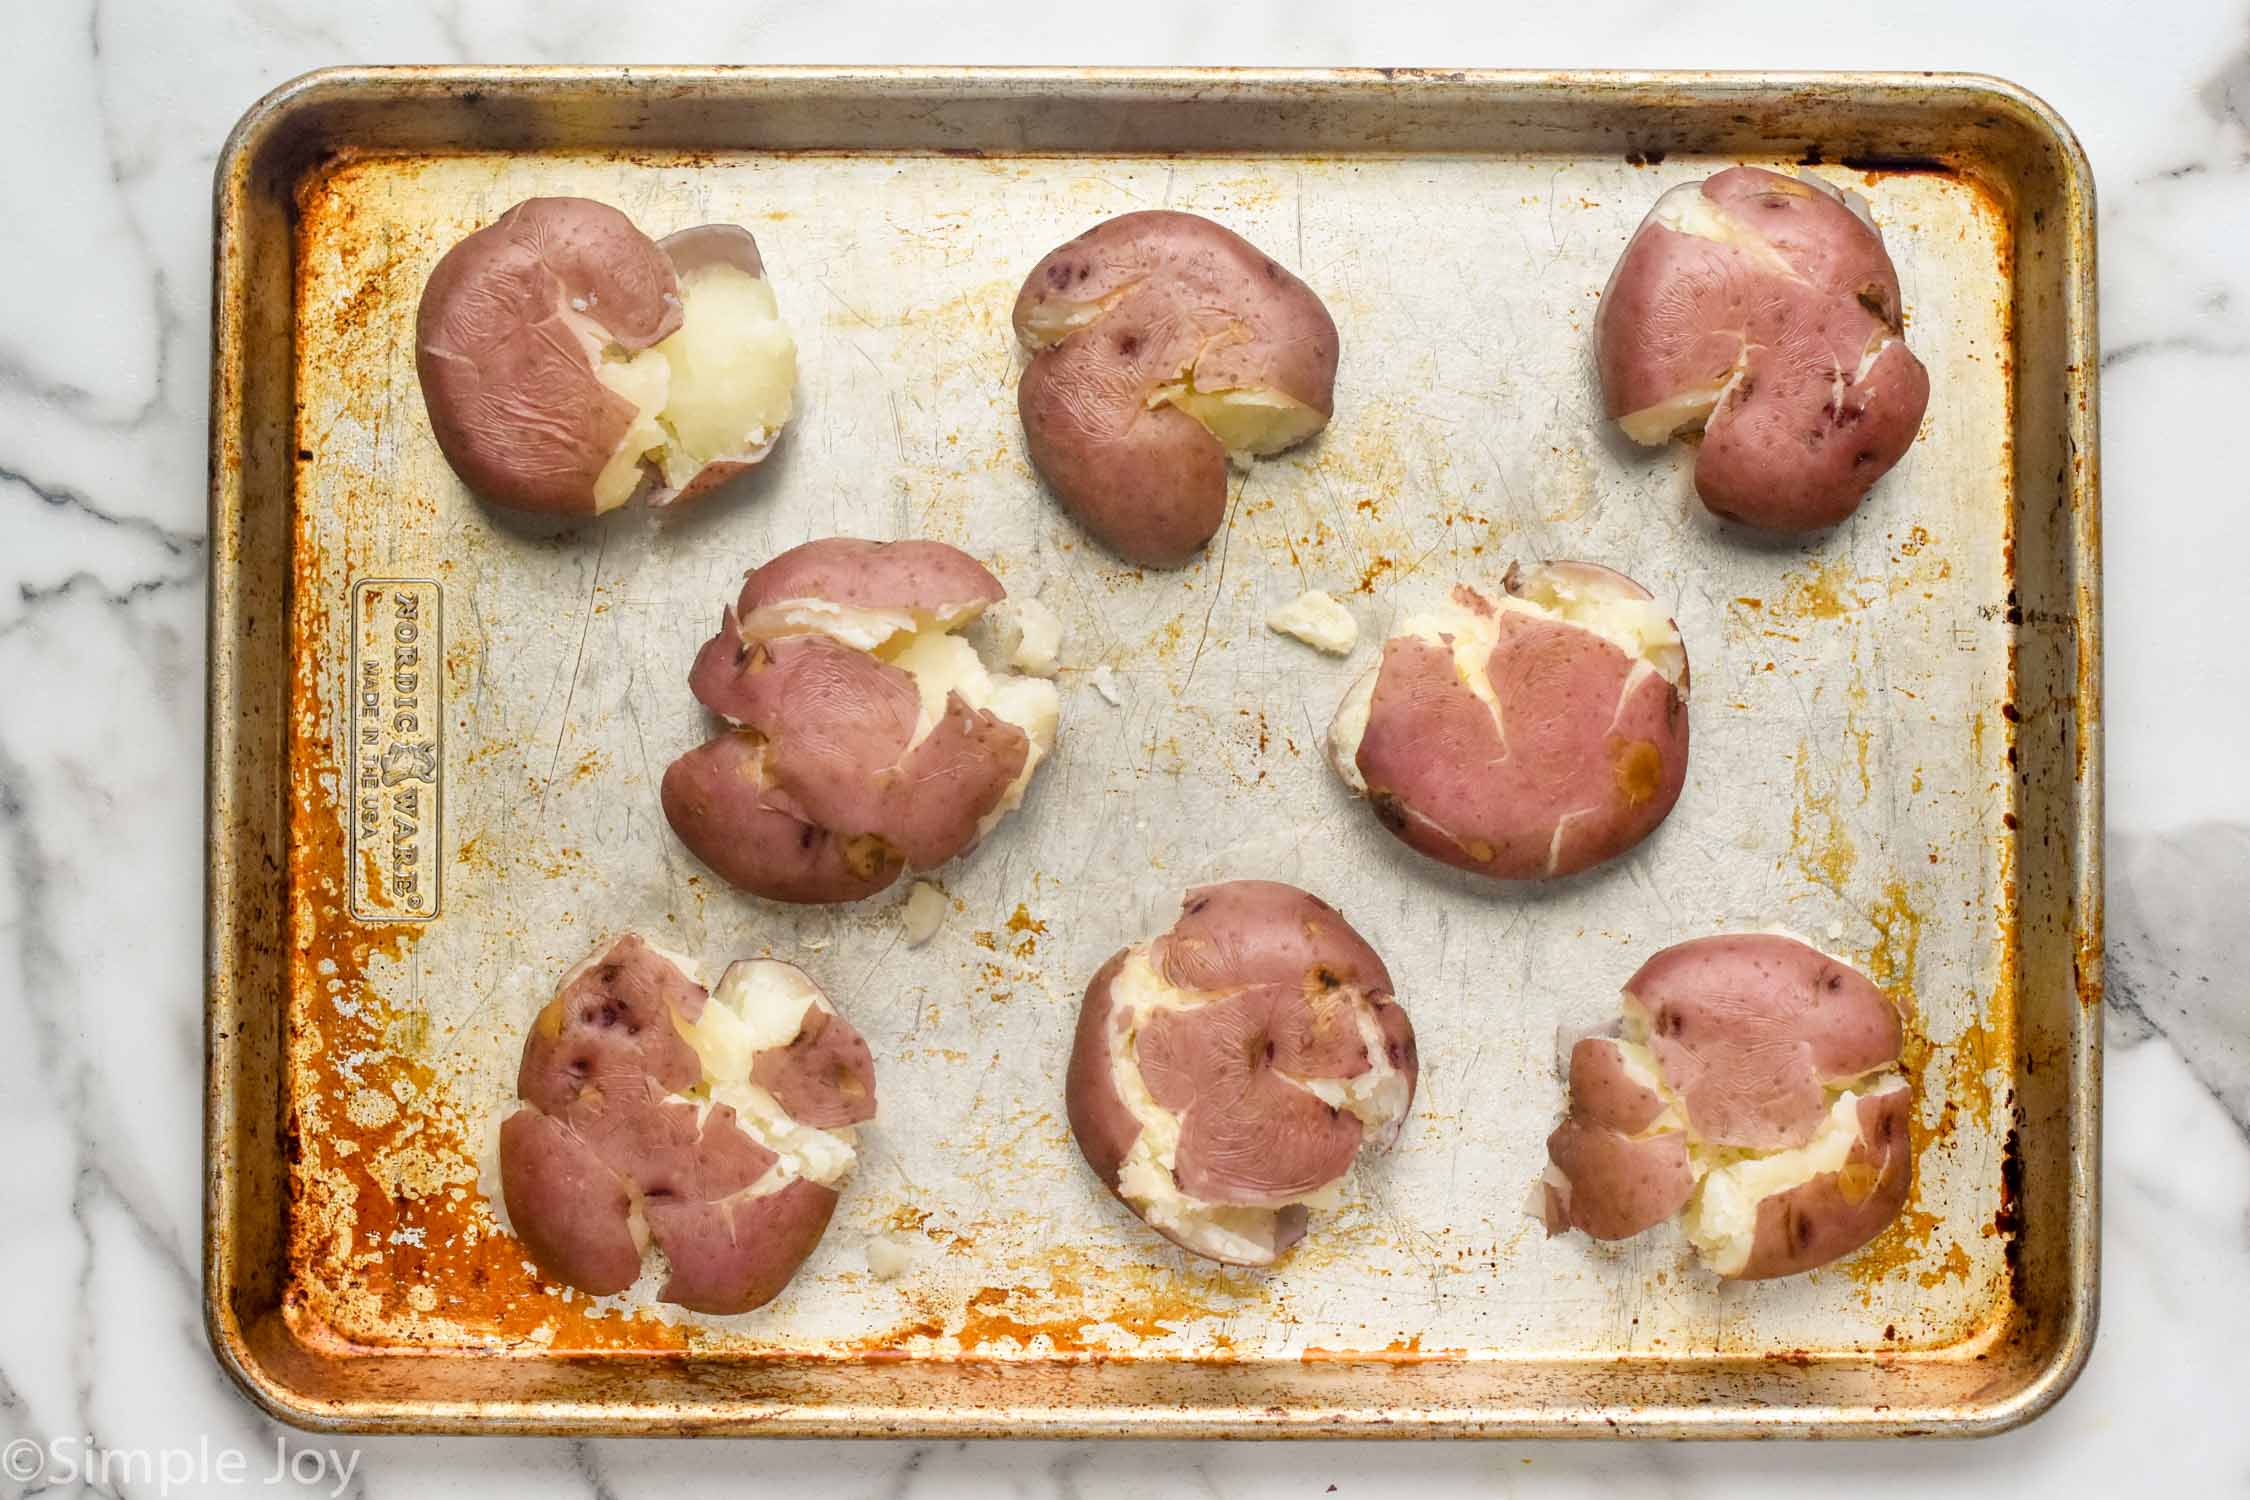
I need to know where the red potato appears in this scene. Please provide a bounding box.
[661,538,1062,904]
[496,935,877,1315]
[1328,561,1690,881]
[1538,933,1913,1281]
[417,197,796,517]
[1594,167,1931,531]
[1013,211,1339,567]
[1066,881,1417,1266]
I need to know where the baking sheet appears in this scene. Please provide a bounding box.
[207,68,2100,1437]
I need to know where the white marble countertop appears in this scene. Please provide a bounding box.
[4,0,2246,1493]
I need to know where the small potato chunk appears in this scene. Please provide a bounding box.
[1266,590,1358,655]
[495,936,877,1315]
[1013,211,1339,566]
[1066,881,1417,1266]
[1327,561,1690,880]
[416,199,796,517]
[1538,933,1913,1281]
[1594,167,1930,530]
[663,538,1061,904]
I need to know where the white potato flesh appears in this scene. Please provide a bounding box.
[865,1238,914,1280]
[1602,1018,1689,1139]
[1679,1081,1907,1276]
[901,881,948,946]
[677,958,859,1188]
[739,598,981,653]
[591,347,673,510]
[1148,380,1325,459]
[1326,668,1378,794]
[580,265,799,507]
[1018,287,1129,349]
[992,596,1064,677]
[1648,181,1802,278]
[653,265,798,487]
[883,629,1061,839]
[1266,589,1358,655]
[1616,376,1738,446]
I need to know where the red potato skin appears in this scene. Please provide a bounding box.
[515,934,708,1112]
[659,733,904,905]
[646,1177,841,1315]
[497,935,877,1313]
[1540,936,1911,1276]
[732,538,1005,627]
[1594,166,1931,530]
[666,539,1034,903]
[1539,1037,1696,1242]
[1139,984,1369,1206]
[1155,880,1395,996]
[751,1004,879,1129]
[416,197,682,516]
[1063,883,1416,1262]
[1352,578,1689,881]
[1065,951,1143,1188]
[1628,933,1904,1151]
[1731,1088,1914,1280]
[1542,1117,1696,1243]
[686,632,1027,869]
[498,1109,643,1296]
[1013,211,1339,567]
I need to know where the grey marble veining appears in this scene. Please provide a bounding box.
[3,1,2247,1494]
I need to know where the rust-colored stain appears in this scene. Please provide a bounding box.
[283,162,697,1358]
[1916,1241,1973,1291]
[1300,1334,1453,1365]
[1771,556,1869,622]
[841,1247,1256,1359]
[1786,743,1855,891]
[358,848,387,906]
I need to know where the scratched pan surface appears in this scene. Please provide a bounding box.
[206,69,2100,1437]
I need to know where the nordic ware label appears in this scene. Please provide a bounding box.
[347,579,443,921]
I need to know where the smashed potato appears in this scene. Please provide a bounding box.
[662,538,1060,904]
[497,935,875,1314]
[417,198,796,516]
[1595,167,1930,530]
[1329,561,1689,881]
[1539,933,1913,1280]
[1013,211,1339,566]
[1067,881,1417,1266]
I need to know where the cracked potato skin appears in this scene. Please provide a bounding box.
[1344,565,1690,882]
[416,197,683,516]
[1066,882,1417,1266]
[661,539,1034,904]
[1013,211,1338,566]
[1541,933,1913,1280]
[497,936,877,1314]
[1595,167,1931,530]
